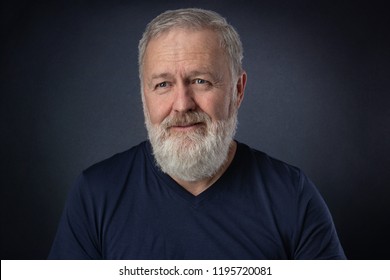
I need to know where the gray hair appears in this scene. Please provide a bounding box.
[138,8,244,81]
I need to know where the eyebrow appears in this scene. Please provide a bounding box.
[150,73,173,81]
[148,69,223,84]
[188,70,223,83]
[188,70,215,78]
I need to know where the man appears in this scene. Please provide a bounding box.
[49,8,346,259]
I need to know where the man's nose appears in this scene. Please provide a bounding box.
[172,84,196,113]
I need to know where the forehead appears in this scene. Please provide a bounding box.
[143,28,226,69]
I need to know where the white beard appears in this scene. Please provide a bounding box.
[144,109,238,182]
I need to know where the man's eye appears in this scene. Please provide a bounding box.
[194,79,208,85]
[156,82,168,88]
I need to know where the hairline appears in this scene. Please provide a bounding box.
[139,26,234,79]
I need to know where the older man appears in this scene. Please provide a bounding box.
[49,8,346,259]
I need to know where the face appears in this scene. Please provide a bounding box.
[142,28,244,129]
[141,28,246,181]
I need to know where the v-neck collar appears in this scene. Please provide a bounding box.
[143,141,242,208]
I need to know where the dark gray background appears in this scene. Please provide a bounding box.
[1,0,389,259]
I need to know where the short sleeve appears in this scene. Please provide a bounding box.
[293,171,346,259]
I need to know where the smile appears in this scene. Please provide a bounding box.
[169,122,204,132]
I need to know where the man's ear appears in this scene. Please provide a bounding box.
[235,71,247,108]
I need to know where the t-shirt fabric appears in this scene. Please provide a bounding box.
[48,141,346,259]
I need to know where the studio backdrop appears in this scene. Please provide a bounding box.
[1,0,389,259]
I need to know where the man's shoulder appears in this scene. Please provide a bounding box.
[66,141,151,204]
[82,141,149,180]
[237,142,300,172]
[236,141,302,184]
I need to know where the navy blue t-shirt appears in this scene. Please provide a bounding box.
[48,141,346,259]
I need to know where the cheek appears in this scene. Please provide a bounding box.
[200,95,232,121]
[144,95,172,125]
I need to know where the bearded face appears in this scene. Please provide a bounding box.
[144,108,238,182]
[141,28,245,182]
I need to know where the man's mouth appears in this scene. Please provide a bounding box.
[169,122,204,131]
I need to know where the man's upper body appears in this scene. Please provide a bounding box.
[49,8,346,259]
[48,141,345,259]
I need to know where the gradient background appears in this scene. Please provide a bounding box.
[1,0,389,259]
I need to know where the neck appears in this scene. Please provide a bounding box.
[171,140,237,196]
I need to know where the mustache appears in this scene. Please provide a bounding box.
[162,111,211,129]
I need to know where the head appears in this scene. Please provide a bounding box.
[138,8,244,84]
[138,8,247,182]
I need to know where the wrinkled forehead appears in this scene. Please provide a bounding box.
[142,28,228,75]
[143,27,225,60]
